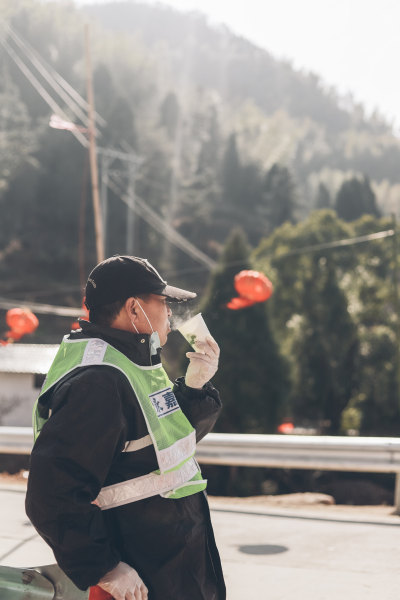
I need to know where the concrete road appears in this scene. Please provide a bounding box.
[1,483,399,600]
[211,499,400,600]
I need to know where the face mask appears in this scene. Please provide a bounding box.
[149,331,161,356]
[131,300,161,356]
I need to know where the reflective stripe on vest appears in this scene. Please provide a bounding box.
[96,457,205,510]
[33,337,207,504]
[124,435,152,452]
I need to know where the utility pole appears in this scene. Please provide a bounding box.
[85,24,104,262]
[100,153,111,257]
[126,163,136,255]
[97,147,141,256]
[392,213,400,408]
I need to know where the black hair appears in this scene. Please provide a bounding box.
[89,294,152,327]
[89,299,126,327]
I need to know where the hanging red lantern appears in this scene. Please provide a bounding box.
[226,297,256,310]
[226,270,274,310]
[234,270,273,302]
[5,308,39,341]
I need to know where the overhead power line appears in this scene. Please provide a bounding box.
[2,24,216,270]
[275,228,395,259]
[107,174,217,271]
[0,297,85,317]
[0,36,89,147]
[2,23,106,128]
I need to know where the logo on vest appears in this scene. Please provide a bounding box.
[82,339,108,365]
[149,387,179,418]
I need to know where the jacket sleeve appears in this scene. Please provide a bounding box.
[173,377,222,442]
[25,367,126,590]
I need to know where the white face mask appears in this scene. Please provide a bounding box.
[131,300,161,355]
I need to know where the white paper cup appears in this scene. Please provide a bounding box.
[177,313,211,353]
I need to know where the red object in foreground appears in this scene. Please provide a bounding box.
[234,270,273,302]
[227,270,274,310]
[89,586,114,600]
[226,297,256,310]
[277,422,294,434]
[5,308,39,341]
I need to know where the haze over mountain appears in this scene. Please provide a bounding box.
[1,0,400,326]
[83,1,400,213]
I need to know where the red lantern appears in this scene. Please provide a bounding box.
[226,270,273,310]
[5,308,39,341]
[277,422,294,434]
[226,297,256,310]
[234,270,273,302]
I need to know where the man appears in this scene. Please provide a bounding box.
[26,255,226,600]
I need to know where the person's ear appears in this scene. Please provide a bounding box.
[125,297,138,320]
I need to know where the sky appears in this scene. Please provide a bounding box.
[76,0,400,131]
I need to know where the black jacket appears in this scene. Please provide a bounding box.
[25,321,226,600]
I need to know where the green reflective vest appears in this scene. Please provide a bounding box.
[33,336,207,508]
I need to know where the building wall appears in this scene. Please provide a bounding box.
[0,373,41,426]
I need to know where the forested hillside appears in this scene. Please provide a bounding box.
[1,0,399,306]
[85,2,400,194]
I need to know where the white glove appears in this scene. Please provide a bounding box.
[185,335,220,389]
[98,561,148,600]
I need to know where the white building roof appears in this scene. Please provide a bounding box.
[0,344,59,374]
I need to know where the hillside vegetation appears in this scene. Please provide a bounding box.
[1,0,400,309]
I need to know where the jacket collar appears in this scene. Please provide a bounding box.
[69,320,162,366]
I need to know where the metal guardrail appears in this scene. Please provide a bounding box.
[197,432,400,513]
[0,427,33,455]
[196,432,400,472]
[2,427,400,511]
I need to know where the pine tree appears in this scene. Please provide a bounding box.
[335,176,380,222]
[200,229,290,433]
[221,133,242,208]
[196,104,220,175]
[290,257,359,433]
[262,163,297,229]
[159,92,180,139]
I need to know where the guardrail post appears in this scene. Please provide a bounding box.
[394,473,400,515]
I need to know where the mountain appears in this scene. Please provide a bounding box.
[83,1,400,207]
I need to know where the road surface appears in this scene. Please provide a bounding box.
[1,483,399,599]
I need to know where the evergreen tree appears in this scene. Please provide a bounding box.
[262,163,297,229]
[196,105,220,174]
[290,257,359,433]
[159,92,180,139]
[0,64,35,188]
[200,229,290,433]
[105,97,137,149]
[357,326,400,435]
[221,133,242,208]
[335,176,380,222]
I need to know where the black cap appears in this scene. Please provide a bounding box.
[85,255,197,309]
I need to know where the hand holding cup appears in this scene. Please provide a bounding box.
[184,335,220,389]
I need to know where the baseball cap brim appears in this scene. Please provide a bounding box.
[154,284,197,302]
